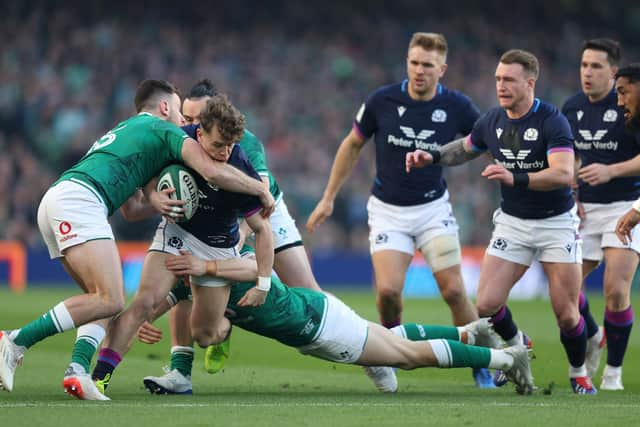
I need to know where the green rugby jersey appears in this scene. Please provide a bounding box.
[57,113,188,215]
[239,130,282,202]
[228,275,327,347]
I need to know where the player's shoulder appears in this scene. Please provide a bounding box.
[368,82,404,102]
[561,92,588,114]
[438,85,475,107]
[181,124,199,140]
[478,106,504,123]
[239,128,262,146]
[534,98,563,119]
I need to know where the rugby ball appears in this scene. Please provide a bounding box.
[156,164,199,222]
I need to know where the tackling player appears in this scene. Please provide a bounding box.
[562,39,639,390]
[306,33,493,387]
[407,50,595,394]
[84,95,274,400]
[134,248,534,396]
[0,80,274,395]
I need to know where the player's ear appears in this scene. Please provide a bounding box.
[159,99,169,117]
[439,63,448,78]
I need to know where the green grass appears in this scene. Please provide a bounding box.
[1,287,640,427]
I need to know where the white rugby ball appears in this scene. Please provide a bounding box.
[156,164,199,222]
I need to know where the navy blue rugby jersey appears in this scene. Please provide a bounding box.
[469,99,574,219]
[178,124,262,247]
[354,81,480,206]
[562,88,640,203]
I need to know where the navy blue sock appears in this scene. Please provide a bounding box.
[560,316,587,368]
[490,306,518,342]
[604,306,633,367]
[579,292,598,338]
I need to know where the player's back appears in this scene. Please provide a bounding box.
[58,113,187,215]
[227,276,326,347]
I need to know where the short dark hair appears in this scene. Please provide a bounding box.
[187,79,217,99]
[582,38,621,65]
[134,79,179,113]
[500,49,539,79]
[199,94,246,143]
[616,63,640,83]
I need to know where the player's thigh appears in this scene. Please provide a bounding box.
[476,254,528,314]
[542,262,581,323]
[274,245,320,290]
[63,239,123,297]
[358,322,435,368]
[419,233,462,275]
[372,250,413,290]
[190,284,231,330]
[581,258,600,282]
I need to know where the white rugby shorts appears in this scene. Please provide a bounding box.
[150,219,239,288]
[581,201,640,260]
[37,179,113,259]
[246,197,303,252]
[367,191,459,255]
[486,207,582,265]
[297,294,368,364]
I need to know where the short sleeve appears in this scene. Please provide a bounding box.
[544,111,574,154]
[353,92,379,139]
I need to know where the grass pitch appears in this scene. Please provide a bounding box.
[1,287,640,426]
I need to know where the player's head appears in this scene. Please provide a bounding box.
[615,63,640,131]
[580,38,620,102]
[197,94,246,162]
[134,79,184,126]
[183,79,217,125]
[406,32,448,100]
[495,49,539,114]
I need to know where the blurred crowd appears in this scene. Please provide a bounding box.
[2,0,640,251]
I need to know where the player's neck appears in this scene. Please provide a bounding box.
[505,95,534,119]
[586,81,614,103]
[408,84,437,102]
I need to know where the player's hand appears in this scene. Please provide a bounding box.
[405,150,433,172]
[138,321,163,344]
[165,251,207,276]
[258,190,275,218]
[306,198,334,233]
[481,163,513,186]
[578,163,612,186]
[237,287,268,307]
[616,208,640,245]
[148,187,186,223]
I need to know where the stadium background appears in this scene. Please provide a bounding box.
[2,0,640,292]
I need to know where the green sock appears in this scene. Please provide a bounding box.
[71,339,98,373]
[430,339,491,368]
[14,302,75,349]
[170,346,194,377]
[400,324,460,341]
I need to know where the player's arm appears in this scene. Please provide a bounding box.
[245,210,274,285]
[307,129,366,232]
[164,251,259,282]
[119,189,152,221]
[181,138,274,217]
[406,136,483,171]
[579,154,640,186]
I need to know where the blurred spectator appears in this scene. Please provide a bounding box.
[2,0,640,250]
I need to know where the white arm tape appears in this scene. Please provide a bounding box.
[256,276,271,292]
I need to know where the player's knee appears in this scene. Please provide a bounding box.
[99,294,125,316]
[191,327,215,348]
[555,311,580,331]
[476,301,501,318]
[420,234,461,273]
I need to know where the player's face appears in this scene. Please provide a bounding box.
[581,49,616,101]
[406,47,447,100]
[495,62,533,112]
[197,124,234,162]
[182,97,209,125]
[616,76,640,131]
[166,93,185,126]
